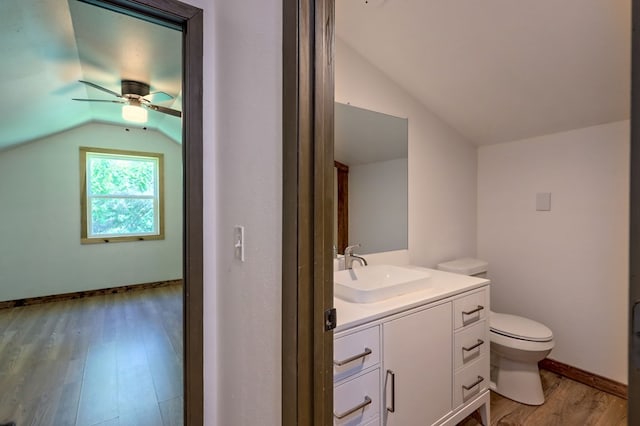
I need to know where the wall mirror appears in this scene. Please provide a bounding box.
[334,102,408,255]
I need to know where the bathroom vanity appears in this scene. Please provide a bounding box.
[333,267,490,426]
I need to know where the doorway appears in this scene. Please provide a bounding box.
[0,0,202,423]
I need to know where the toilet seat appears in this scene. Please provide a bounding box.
[490,312,553,342]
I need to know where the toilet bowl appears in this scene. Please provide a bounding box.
[489,311,554,405]
[437,258,555,406]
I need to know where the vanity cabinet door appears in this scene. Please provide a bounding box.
[382,303,452,426]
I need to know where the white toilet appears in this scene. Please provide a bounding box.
[437,258,554,406]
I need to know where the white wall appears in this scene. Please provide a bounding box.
[200,0,282,425]
[477,121,629,383]
[350,158,408,254]
[336,38,478,267]
[0,122,182,301]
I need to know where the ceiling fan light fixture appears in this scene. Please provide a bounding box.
[122,104,148,123]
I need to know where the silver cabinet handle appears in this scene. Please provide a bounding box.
[462,375,485,390]
[386,370,396,413]
[334,396,372,419]
[333,347,372,366]
[462,305,484,316]
[462,339,485,352]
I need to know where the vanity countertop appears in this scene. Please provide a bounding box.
[334,267,489,332]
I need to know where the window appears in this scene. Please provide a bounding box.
[80,147,164,243]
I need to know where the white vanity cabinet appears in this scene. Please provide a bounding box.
[382,302,452,426]
[333,325,382,425]
[334,278,490,426]
[452,288,490,417]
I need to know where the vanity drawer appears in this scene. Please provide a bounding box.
[454,320,489,370]
[334,325,380,381]
[453,289,488,330]
[334,368,380,425]
[453,356,490,409]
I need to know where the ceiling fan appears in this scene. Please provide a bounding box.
[72,79,182,118]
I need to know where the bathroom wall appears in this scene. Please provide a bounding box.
[336,38,478,267]
[477,121,629,383]
[349,158,408,254]
[0,122,182,301]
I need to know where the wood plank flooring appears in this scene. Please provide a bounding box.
[0,285,183,426]
[458,369,627,426]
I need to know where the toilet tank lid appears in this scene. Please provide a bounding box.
[437,258,488,275]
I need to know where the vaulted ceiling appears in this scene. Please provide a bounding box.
[336,0,630,146]
[4,1,628,151]
[0,0,182,151]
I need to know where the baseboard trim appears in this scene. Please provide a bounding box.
[0,279,182,310]
[539,358,627,400]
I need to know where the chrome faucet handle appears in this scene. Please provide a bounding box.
[344,244,361,255]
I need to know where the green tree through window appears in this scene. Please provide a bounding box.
[80,148,164,243]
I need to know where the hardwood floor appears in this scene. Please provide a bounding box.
[458,369,627,426]
[0,285,183,426]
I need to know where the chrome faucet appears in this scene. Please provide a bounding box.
[344,244,368,269]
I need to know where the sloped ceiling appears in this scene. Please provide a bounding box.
[4,1,628,150]
[337,0,630,145]
[0,0,182,151]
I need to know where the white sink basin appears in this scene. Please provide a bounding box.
[334,264,432,303]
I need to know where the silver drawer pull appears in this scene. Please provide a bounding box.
[386,370,396,413]
[462,305,484,316]
[462,339,485,352]
[334,347,372,366]
[334,396,372,419]
[462,375,485,390]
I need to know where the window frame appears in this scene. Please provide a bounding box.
[80,146,165,244]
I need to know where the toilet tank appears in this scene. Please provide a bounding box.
[437,257,488,278]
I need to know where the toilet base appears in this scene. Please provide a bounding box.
[492,356,545,405]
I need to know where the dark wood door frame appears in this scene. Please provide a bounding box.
[335,160,349,254]
[283,0,335,424]
[82,1,203,424]
[630,1,640,422]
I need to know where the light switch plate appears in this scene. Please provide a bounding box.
[234,225,245,261]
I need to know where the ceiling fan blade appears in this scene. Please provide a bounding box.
[143,91,174,103]
[72,98,125,104]
[147,104,182,117]
[79,80,122,98]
